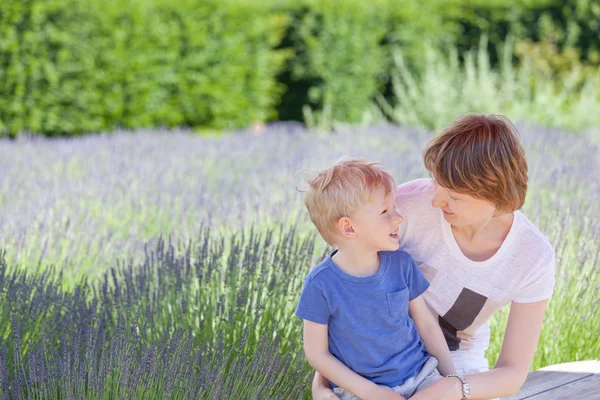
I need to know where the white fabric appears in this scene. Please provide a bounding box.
[395,179,555,367]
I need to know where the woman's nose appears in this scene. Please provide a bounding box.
[431,187,447,209]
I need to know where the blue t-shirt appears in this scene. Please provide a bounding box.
[295,249,431,388]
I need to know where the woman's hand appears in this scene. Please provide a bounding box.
[313,388,338,400]
[312,371,336,400]
[370,386,406,400]
[312,381,406,400]
[408,377,462,400]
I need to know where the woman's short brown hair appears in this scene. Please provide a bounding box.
[423,114,528,214]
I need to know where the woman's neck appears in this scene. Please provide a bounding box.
[451,213,515,262]
[452,212,514,244]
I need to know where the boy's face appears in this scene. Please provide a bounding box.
[348,185,404,252]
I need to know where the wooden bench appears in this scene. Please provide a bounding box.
[502,360,600,399]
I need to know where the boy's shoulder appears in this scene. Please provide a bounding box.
[304,256,335,283]
[381,250,418,282]
[381,249,415,265]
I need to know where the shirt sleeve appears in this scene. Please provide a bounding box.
[513,253,556,303]
[295,276,330,324]
[403,253,430,301]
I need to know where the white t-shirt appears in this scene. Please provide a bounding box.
[395,179,555,372]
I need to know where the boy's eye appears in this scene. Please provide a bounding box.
[381,209,387,215]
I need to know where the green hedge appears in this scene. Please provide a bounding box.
[0,0,597,136]
[0,0,287,136]
[275,0,389,123]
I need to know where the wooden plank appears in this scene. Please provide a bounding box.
[515,374,600,400]
[503,360,600,400]
[506,370,591,398]
[539,373,600,399]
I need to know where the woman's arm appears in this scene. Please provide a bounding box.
[409,295,456,376]
[304,320,406,400]
[409,299,550,400]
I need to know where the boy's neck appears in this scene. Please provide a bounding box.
[332,247,380,277]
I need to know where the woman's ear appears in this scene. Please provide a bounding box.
[337,216,356,239]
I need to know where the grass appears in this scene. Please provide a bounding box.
[0,123,598,398]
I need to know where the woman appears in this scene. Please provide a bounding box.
[312,114,555,400]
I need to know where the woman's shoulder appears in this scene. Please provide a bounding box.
[513,211,555,264]
[395,178,435,217]
[509,212,556,303]
[396,178,434,198]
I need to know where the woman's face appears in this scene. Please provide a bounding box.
[431,181,497,227]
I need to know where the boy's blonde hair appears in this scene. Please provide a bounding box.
[303,159,395,246]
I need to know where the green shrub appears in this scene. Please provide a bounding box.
[0,0,109,136]
[513,0,600,64]
[276,0,390,124]
[1,0,599,136]
[0,0,288,136]
[375,36,600,133]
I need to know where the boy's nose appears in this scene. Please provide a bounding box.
[393,208,405,224]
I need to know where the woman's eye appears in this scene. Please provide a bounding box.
[381,209,387,214]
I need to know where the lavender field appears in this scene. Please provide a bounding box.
[0,124,599,398]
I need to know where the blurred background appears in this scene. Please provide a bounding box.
[0,0,599,137]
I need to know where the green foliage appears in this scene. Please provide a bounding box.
[0,0,288,136]
[0,0,108,136]
[278,0,600,131]
[276,0,390,124]
[1,0,599,136]
[517,0,600,64]
[375,37,600,133]
[415,0,600,83]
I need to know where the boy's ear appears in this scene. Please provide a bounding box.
[337,217,356,238]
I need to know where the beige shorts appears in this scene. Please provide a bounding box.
[333,356,442,400]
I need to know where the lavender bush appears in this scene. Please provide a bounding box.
[0,123,599,398]
[0,233,315,399]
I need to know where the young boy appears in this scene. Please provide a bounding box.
[296,159,456,400]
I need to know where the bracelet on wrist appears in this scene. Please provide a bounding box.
[446,374,471,399]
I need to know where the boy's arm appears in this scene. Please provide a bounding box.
[408,294,457,377]
[303,320,406,400]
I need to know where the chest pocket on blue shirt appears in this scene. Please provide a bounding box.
[386,288,409,318]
